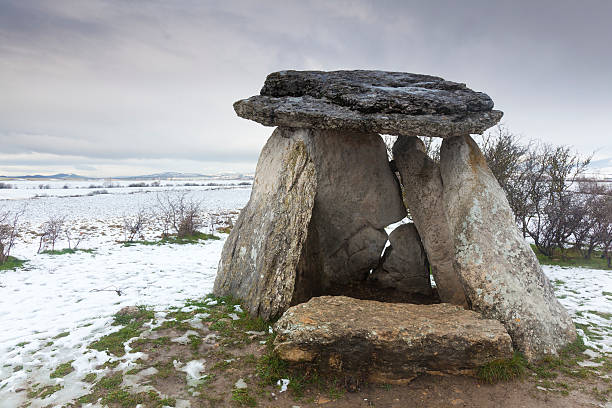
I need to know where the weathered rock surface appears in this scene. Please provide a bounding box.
[287,127,406,297]
[440,135,577,361]
[234,70,503,137]
[368,223,431,296]
[393,137,468,307]
[274,296,513,383]
[213,130,317,320]
[215,128,406,318]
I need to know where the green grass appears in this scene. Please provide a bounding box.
[121,231,220,247]
[83,373,97,383]
[76,372,177,408]
[50,361,74,378]
[89,323,142,356]
[53,331,70,339]
[89,306,154,357]
[27,383,63,399]
[112,305,154,326]
[477,352,528,383]
[532,245,611,270]
[231,388,256,407]
[0,256,26,271]
[40,248,94,255]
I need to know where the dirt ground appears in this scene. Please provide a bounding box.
[21,297,610,408]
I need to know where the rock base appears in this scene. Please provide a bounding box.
[274,296,513,383]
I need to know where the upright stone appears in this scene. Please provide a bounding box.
[213,130,317,320]
[440,135,577,361]
[286,128,406,296]
[368,223,431,296]
[393,137,468,307]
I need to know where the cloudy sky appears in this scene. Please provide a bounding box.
[1,0,611,177]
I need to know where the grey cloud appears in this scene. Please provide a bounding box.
[0,0,610,176]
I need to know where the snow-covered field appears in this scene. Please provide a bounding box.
[0,179,610,407]
[0,180,251,407]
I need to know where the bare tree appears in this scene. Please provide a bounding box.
[38,215,66,253]
[479,125,529,193]
[155,191,203,238]
[0,206,26,264]
[65,225,85,250]
[522,144,591,258]
[123,208,148,242]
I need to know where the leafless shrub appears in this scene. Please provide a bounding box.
[38,215,66,253]
[156,191,203,237]
[0,206,26,263]
[123,208,148,242]
[65,225,85,250]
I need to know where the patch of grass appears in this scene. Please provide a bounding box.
[83,373,97,383]
[166,310,193,321]
[41,248,94,255]
[231,388,256,407]
[576,322,605,342]
[154,361,177,379]
[528,336,595,380]
[27,383,63,399]
[89,323,142,357]
[89,305,155,356]
[16,341,29,347]
[603,291,612,297]
[121,231,220,247]
[53,331,70,339]
[131,336,170,352]
[154,319,192,331]
[101,360,121,369]
[13,365,23,372]
[50,361,74,378]
[257,349,289,386]
[553,279,566,285]
[327,379,345,400]
[112,305,154,326]
[477,352,527,383]
[189,334,202,353]
[532,244,611,270]
[96,372,124,390]
[588,311,612,320]
[0,256,26,271]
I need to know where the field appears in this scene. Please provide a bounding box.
[0,180,611,407]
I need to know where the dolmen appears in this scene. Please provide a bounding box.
[213,70,576,382]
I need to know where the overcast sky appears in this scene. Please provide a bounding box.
[1,0,611,177]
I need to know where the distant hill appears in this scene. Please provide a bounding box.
[0,173,89,180]
[0,171,254,180]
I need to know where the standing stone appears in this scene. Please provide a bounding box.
[393,137,468,307]
[286,127,406,296]
[213,129,317,320]
[368,223,431,296]
[215,127,406,318]
[440,135,577,361]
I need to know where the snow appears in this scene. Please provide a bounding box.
[277,378,290,393]
[0,181,611,407]
[0,182,250,407]
[542,264,612,353]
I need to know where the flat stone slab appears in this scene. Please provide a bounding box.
[274,296,513,383]
[234,70,503,137]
